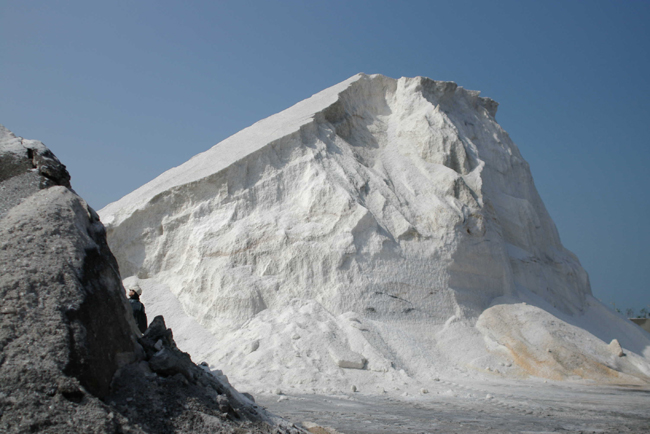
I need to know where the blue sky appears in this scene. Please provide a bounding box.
[2,1,648,313]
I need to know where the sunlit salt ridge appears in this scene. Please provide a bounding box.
[100,74,650,393]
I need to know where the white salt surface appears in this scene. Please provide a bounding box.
[134,276,650,432]
[133,275,650,398]
[106,74,650,398]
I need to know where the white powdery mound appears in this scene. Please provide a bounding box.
[102,74,650,390]
[132,277,428,396]
[476,296,650,382]
[134,276,650,395]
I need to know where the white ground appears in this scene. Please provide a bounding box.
[258,381,650,434]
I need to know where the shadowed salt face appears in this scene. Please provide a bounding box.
[99,74,648,389]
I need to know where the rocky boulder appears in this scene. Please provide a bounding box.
[0,124,71,218]
[1,125,139,433]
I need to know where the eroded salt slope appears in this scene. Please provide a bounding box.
[101,74,650,390]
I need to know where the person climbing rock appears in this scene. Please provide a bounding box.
[128,284,148,333]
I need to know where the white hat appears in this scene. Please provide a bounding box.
[129,284,142,296]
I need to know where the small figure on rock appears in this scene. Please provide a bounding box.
[128,284,148,333]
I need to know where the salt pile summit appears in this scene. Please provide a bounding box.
[100,74,650,394]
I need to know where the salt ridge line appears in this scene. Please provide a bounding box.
[99,73,365,227]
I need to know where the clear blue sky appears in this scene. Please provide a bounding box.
[2,1,648,313]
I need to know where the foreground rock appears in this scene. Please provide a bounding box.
[0,124,71,219]
[108,315,296,433]
[0,125,302,433]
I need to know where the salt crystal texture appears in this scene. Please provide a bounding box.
[100,74,650,392]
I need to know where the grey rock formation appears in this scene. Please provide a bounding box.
[109,315,279,433]
[0,125,302,433]
[141,316,196,382]
[0,125,71,219]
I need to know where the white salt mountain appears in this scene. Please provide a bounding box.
[100,74,650,393]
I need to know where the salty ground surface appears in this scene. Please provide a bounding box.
[258,379,650,433]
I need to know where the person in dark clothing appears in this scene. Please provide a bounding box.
[128,284,148,333]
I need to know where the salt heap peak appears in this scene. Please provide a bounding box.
[100,74,650,388]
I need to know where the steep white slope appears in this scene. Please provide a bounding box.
[100,74,650,390]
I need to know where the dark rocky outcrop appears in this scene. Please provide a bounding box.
[107,316,286,433]
[0,125,71,219]
[0,125,302,433]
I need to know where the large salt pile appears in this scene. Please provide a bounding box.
[100,74,650,394]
